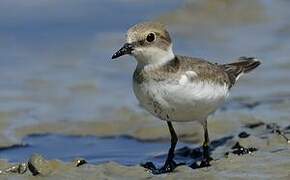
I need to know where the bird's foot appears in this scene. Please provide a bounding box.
[198,144,212,168]
[199,150,213,168]
[199,158,211,168]
[141,159,184,174]
[190,156,213,169]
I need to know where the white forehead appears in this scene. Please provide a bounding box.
[126,30,139,43]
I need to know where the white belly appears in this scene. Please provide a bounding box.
[133,80,229,122]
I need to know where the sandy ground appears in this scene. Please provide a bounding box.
[1,141,290,179]
[0,104,290,179]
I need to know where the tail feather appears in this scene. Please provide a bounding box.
[221,57,261,87]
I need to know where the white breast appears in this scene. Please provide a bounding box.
[133,71,229,122]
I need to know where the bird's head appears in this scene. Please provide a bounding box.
[112,22,174,66]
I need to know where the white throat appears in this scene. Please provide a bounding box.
[134,44,174,69]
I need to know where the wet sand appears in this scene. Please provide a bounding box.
[1,131,290,179]
[1,86,290,179]
[1,98,290,179]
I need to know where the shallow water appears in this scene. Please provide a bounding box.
[0,0,185,130]
[0,0,289,131]
[0,134,191,166]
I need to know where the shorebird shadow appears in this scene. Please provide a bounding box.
[147,135,234,169]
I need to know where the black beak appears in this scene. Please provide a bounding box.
[112,43,134,59]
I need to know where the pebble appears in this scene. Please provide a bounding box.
[0,163,27,174]
[28,154,52,176]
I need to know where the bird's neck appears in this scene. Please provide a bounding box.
[136,45,175,71]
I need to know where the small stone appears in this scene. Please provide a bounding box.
[245,122,264,129]
[28,154,52,176]
[238,131,250,138]
[231,142,242,150]
[0,163,27,174]
[73,158,87,167]
[231,142,258,155]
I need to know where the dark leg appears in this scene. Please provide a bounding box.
[160,121,178,171]
[142,121,180,174]
[200,120,212,167]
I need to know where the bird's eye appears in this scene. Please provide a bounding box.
[146,33,155,42]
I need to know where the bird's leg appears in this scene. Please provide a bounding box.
[142,121,179,174]
[159,121,178,172]
[200,119,212,167]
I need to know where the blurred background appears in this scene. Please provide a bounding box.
[0,0,290,155]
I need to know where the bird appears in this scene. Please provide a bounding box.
[111,21,261,174]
